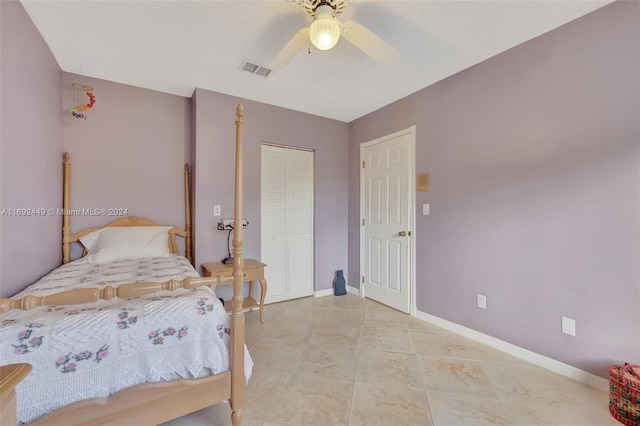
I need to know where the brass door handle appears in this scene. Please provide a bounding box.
[398,231,407,237]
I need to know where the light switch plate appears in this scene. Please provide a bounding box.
[422,203,429,215]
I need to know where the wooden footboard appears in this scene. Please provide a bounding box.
[0,276,227,314]
[27,372,231,426]
[0,364,31,426]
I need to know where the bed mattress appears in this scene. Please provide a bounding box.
[0,256,253,423]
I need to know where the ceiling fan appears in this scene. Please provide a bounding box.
[269,0,399,70]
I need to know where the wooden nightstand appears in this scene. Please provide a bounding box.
[201,259,267,323]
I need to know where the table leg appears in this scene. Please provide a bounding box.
[258,278,267,323]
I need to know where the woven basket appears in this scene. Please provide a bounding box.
[610,363,640,426]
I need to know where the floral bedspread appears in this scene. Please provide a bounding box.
[0,256,253,424]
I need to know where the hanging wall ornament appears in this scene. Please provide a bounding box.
[69,83,96,119]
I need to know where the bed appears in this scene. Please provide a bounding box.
[0,104,249,425]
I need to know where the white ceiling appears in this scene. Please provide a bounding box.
[21,0,612,123]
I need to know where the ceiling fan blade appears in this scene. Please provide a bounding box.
[268,27,310,70]
[340,20,399,65]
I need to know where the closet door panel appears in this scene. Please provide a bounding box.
[287,149,314,296]
[261,144,314,303]
[261,146,288,303]
[262,236,288,303]
[288,234,314,298]
[287,150,314,236]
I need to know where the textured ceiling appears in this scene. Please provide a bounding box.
[20,0,612,122]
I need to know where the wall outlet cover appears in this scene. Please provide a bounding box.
[561,316,576,336]
[477,294,487,310]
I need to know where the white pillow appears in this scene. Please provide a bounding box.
[79,226,172,263]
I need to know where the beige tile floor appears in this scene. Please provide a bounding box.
[163,294,619,426]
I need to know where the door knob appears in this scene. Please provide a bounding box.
[398,231,407,237]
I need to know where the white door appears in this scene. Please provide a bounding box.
[261,144,314,304]
[361,128,415,313]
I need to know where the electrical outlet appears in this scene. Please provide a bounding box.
[477,294,487,310]
[217,219,249,230]
[561,316,576,336]
[213,205,221,216]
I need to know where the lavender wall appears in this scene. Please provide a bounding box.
[61,73,191,260]
[349,0,639,377]
[193,89,349,299]
[0,0,62,297]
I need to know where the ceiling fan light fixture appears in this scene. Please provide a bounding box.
[310,5,340,51]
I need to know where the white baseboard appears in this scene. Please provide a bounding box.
[314,288,334,298]
[316,286,361,297]
[414,310,609,393]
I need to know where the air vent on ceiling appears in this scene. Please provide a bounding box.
[240,60,272,78]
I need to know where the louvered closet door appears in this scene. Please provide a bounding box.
[262,146,288,302]
[286,149,314,298]
[261,145,314,304]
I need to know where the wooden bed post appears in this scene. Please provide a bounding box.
[230,104,245,426]
[0,363,32,426]
[184,164,192,264]
[62,152,71,264]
